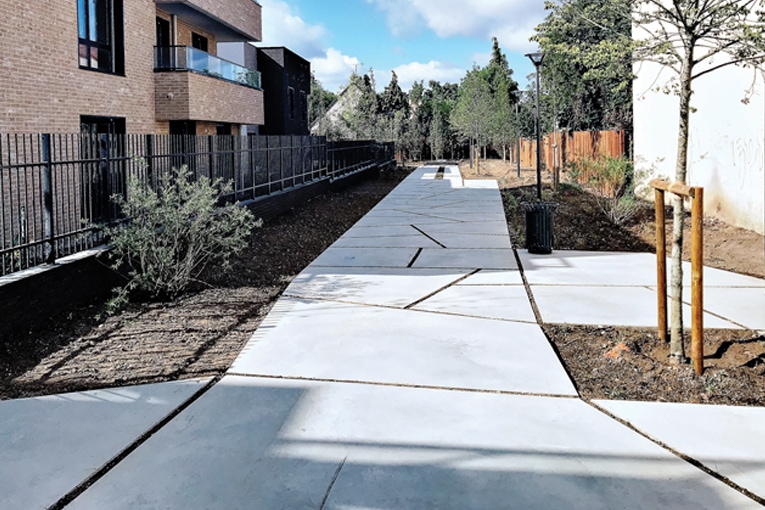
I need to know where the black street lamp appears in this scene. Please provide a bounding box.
[521,50,557,255]
[525,51,545,201]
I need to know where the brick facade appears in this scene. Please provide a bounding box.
[155,0,262,41]
[0,0,263,134]
[155,71,264,125]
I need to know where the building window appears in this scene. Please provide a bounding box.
[191,33,209,52]
[78,0,124,74]
[300,91,307,121]
[288,87,296,120]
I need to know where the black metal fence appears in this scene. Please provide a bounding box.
[0,133,394,276]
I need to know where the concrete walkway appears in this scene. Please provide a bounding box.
[3,164,765,509]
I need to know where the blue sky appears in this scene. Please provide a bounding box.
[256,0,549,93]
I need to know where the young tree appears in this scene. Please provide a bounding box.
[308,73,337,136]
[632,0,765,361]
[483,37,520,160]
[379,71,411,154]
[345,72,380,139]
[451,66,493,172]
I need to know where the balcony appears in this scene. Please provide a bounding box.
[155,46,261,89]
[155,47,264,125]
[155,0,262,42]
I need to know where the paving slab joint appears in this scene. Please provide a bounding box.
[404,269,481,310]
[407,248,423,268]
[410,224,448,248]
[512,246,582,397]
[318,456,347,510]
[587,400,765,507]
[48,376,221,510]
[225,372,581,399]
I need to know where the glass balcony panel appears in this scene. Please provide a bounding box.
[154,46,261,89]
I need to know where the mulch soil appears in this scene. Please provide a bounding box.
[2,160,765,407]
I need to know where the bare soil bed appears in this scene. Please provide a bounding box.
[0,167,413,400]
[2,160,764,407]
[463,159,765,406]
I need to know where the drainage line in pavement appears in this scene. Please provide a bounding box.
[50,376,221,510]
[410,225,448,248]
[404,269,481,309]
[319,457,347,510]
[585,400,765,507]
[407,248,423,268]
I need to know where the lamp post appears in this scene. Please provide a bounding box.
[525,51,545,201]
[521,50,557,255]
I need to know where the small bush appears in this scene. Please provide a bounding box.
[567,155,645,226]
[104,165,259,309]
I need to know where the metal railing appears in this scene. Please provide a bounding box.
[0,133,394,276]
[154,46,261,89]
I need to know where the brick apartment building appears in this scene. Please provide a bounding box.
[0,0,265,136]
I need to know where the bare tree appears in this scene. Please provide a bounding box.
[632,0,765,361]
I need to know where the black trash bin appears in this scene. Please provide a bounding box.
[521,201,559,254]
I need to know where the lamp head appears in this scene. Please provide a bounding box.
[525,51,545,67]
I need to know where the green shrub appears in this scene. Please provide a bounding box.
[104,165,259,309]
[566,155,645,226]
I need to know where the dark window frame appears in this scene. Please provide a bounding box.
[191,32,209,52]
[288,87,296,120]
[77,0,125,75]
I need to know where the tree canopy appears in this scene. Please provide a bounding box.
[532,0,634,131]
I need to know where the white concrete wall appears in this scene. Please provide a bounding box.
[633,59,765,235]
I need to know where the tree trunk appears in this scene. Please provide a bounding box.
[669,49,694,362]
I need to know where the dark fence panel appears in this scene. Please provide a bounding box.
[0,133,394,276]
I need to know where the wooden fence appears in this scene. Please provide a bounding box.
[513,130,626,169]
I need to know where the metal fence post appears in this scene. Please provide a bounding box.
[41,133,56,264]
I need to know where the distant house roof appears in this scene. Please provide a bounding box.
[310,80,363,138]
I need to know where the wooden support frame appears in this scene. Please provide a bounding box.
[649,179,705,376]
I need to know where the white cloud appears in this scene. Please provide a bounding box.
[365,0,425,37]
[259,0,362,92]
[312,48,362,92]
[391,61,465,91]
[368,0,545,52]
[259,0,327,58]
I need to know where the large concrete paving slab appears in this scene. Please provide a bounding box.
[594,400,765,501]
[0,379,210,510]
[229,298,575,396]
[284,267,470,308]
[700,287,765,330]
[520,251,658,286]
[416,219,511,236]
[413,284,536,323]
[330,234,443,248]
[352,214,460,227]
[425,232,513,249]
[413,248,518,269]
[686,265,765,288]
[340,224,430,238]
[457,269,524,286]
[309,246,419,268]
[69,377,760,510]
[530,285,741,328]
[521,250,765,289]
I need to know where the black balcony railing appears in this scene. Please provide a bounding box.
[154,46,261,89]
